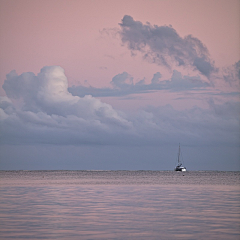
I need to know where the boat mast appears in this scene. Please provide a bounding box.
[178,143,181,165]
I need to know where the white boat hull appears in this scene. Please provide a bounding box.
[175,166,187,172]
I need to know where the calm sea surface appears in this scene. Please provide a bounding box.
[0,171,239,240]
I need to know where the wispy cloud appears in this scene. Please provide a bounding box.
[118,15,217,77]
[69,70,211,98]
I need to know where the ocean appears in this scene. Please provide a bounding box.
[0,170,239,240]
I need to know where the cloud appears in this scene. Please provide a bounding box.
[151,72,162,84]
[0,66,239,148]
[222,60,240,87]
[110,72,133,89]
[130,101,239,146]
[3,66,126,120]
[2,70,40,108]
[118,15,216,77]
[207,98,240,118]
[1,66,132,145]
[69,70,210,98]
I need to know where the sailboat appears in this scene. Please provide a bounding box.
[175,144,186,172]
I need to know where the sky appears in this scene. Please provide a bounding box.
[0,0,239,170]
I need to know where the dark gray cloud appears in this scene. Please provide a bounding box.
[207,98,240,118]
[69,70,210,97]
[222,60,240,87]
[110,72,133,89]
[151,72,162,84]
[3,70,39,100]
[118,15,216,77]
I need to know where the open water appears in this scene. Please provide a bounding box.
[0,171,239,240]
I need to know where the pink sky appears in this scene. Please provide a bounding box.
[0,0,239,95]
[0,0,239,171]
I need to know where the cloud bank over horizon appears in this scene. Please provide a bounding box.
[0,66,239,149]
